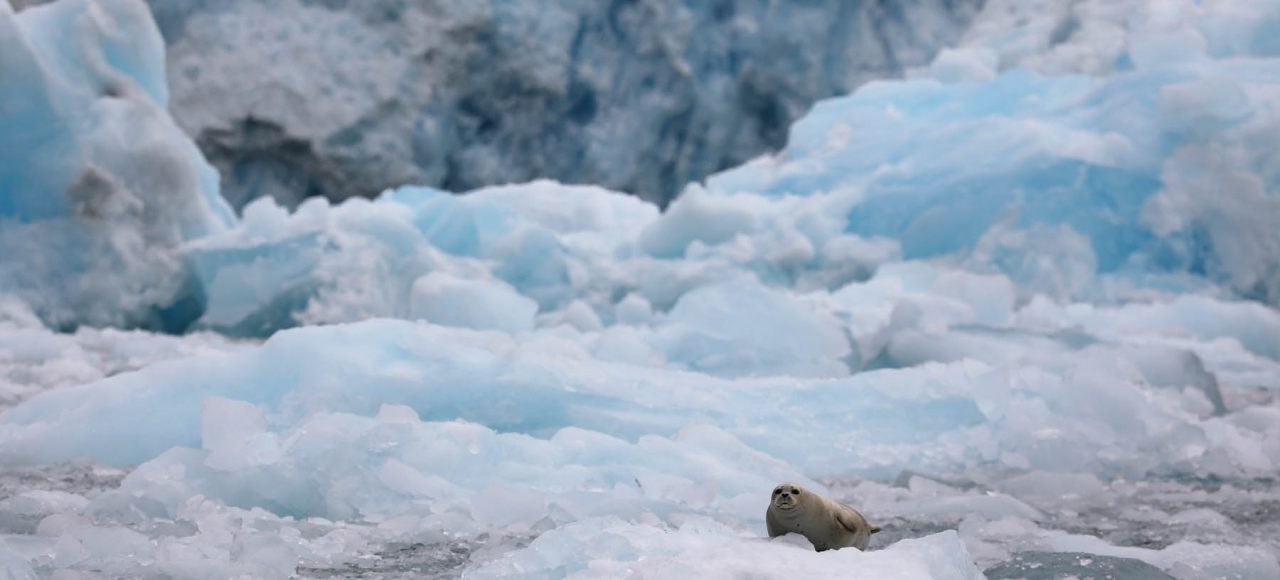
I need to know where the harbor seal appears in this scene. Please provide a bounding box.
[766,482,881,551]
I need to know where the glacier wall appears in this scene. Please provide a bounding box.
[128,0,1280,340]
[0,0,234,330]
[4,0,1278,331]
[140,0,983,208]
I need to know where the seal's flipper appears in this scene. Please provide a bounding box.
[834,506,865,534]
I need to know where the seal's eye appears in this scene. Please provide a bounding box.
[773,488,781,495]
[792,488,801,495]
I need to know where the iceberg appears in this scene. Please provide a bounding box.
[707,48,1280,304]
[0,0,234,331]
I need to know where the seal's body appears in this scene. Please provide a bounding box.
[766,482,880,551]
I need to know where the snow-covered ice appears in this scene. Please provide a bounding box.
[2,0,1280,578]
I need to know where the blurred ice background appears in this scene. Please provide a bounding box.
[1,0,1279,578]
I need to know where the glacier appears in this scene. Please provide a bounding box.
[1,0,1280,578]
[145,0,981,208]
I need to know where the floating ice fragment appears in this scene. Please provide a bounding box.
[410,271,538,334]
[658,278,851,377]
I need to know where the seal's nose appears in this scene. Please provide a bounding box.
[772,485,801,507]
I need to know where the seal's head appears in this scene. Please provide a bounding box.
[771,482,806,511]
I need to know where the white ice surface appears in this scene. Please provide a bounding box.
[467,520,982,580]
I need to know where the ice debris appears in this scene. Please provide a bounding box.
[1,308,1276,478]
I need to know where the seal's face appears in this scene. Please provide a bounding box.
[772,483,804,511]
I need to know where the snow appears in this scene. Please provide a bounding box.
[1,0,1280,578]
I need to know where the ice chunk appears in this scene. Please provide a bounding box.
[639,188,757,258]
[188,195,444,336]
[185,181,658,335]
[1114,345,1226,415]
[229,533,298,579]
[1018,295,1280,360]
[614,294,654,326]
[0,491,89,535]
[591,326,665,367]
[200,396,281,470]
[375,404,421,424]
[828,262,1018,363]
[49,523,154,576]
[0,543,36,580]
[971,223,1099,301]
[895,494,1044,522]
[657,279,851,377]
[539,300,604,333]
[394,182,656,259]
[924,48,999,83]
[470,486,547,529]
[0,0,233,330]
[410,271,537,334]
[994,472,1106,511]
[707,36,1280,304]
[201,397,266,453]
